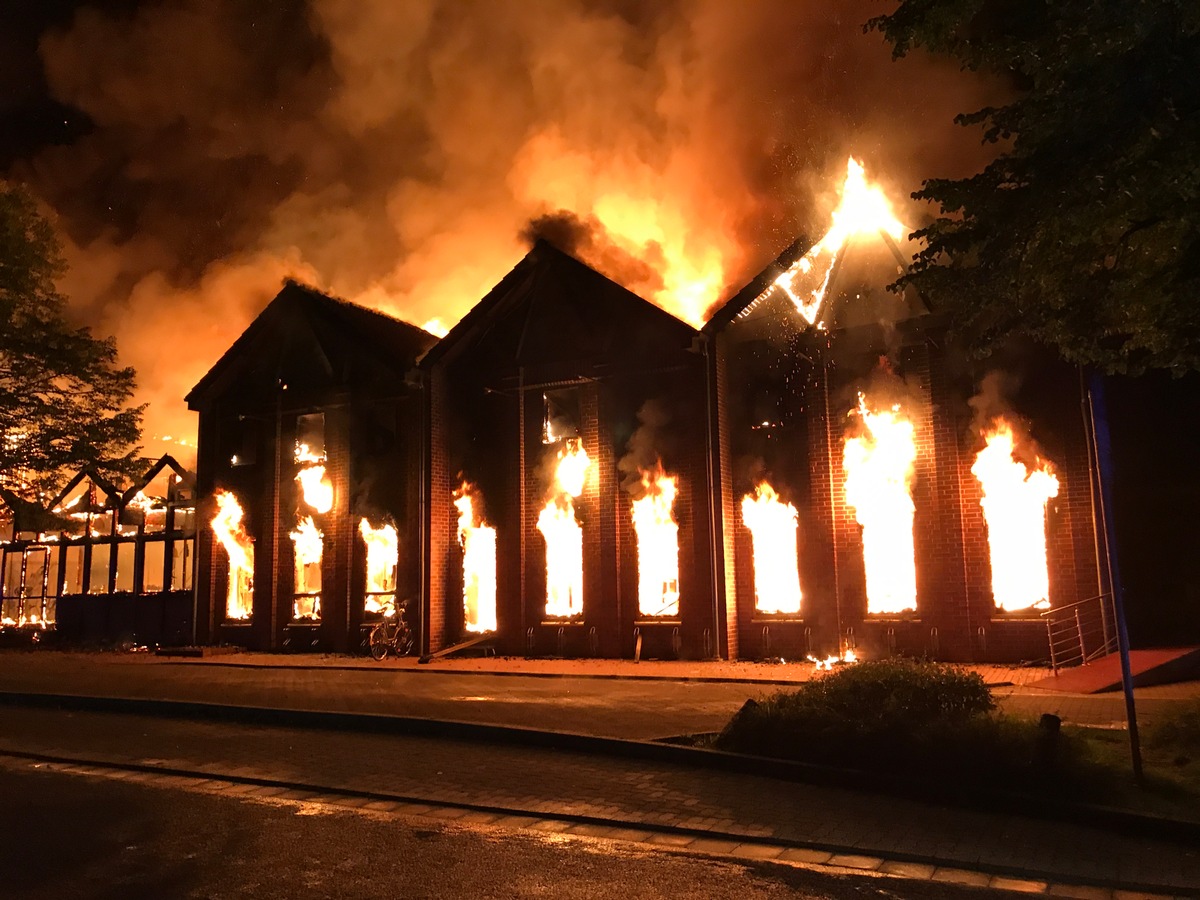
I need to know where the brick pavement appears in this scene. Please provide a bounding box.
[0,705,1196,896]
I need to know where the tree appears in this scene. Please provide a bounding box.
[0,182,143,498]
[868,1,1200,374]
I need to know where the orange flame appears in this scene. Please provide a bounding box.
[212,489,254,620]
[740,482,802,615]
[455,483,498,633]
[359,519,398,614]
[290,515,323,620]
[971,421,1060,611]
[631,463,680,618]
[771,157,905,325]
[843,394,917,615]
[537,438,590,618]
[295,443,333,514]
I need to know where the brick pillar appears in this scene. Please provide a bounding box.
[426,369,452,655]
[713,336,740,658]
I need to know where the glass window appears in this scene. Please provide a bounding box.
[171,538,194,591]
[45,545,60,597]
[114,542,135,592]
[143,541,165,593]
[89,544,112,594]
[0,517,12,543]
[63,545,85,594]
[2,552,21,621]
[21,549,47,624]
[543,389,581,444]
[296,412,325,458]
[173,507,196,536]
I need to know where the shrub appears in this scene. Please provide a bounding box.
[714,659,1077,785]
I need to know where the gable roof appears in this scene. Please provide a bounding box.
[419,240,700,373]
[705,232,928,337]
[186,281,438,410]
[703,238,811,335]
[47,468,123,515]
[120,454,196,506]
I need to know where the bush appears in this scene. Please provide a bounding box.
[714,659,1081,787]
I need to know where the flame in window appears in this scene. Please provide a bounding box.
[631,462,680,618]
[843,394,917,615]
[537,438,589,618]
[295,442,333,514]
[741,482,802,615]
[290,515,322,620]
[212,489,254,620]
[359,519,397,614]
[455,483,497,633]
[971,421,1059,612]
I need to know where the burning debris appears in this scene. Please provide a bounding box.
[454,482,497,633]
[537,438,590,618]
[843,393,917,615]
[359,519,398,614]
[766,158,905,326]
[211,489,253,620]
[631,462,680,618]
[972,421,1060,611]
[741,482,802,615]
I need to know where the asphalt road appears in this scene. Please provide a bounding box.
[1,763,1039,900]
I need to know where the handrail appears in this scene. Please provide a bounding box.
[1040,593,1111,617]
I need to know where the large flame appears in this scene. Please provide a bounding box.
[843,394,917,615]
[290,515,323,620]
[770,157,905,325]
[359,519,398,614]
[212,489,254,620]
[741,482,802,615]
[454,483,498,633]
[537,438,590,618]
[295,443,333,514]
[971,421,1060,612]
[631,463,680,618]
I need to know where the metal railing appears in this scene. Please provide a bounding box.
[1041,593,1117,673]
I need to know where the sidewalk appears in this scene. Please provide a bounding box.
[0,650,1195,739]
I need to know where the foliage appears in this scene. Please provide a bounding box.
[0,182,143,497]
[866,2,1200,375]
[714,660,1087,786]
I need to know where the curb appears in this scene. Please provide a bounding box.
[0,746,1190,899]
[1,689,1196,847]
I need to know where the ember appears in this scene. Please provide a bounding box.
[741,482,802,615]
[211,489,253,620]
[843,394,917,615]
[631,462,680,617]
[971,421,1059,611]
[537,438,589,618]
[455,482,497,633]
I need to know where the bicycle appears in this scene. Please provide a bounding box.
[368,600,414,660]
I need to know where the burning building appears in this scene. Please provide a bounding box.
[183,173,1104,663]
[186,281,437,652]
[0,456,197,645]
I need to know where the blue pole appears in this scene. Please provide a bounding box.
[1086,370,1144,784]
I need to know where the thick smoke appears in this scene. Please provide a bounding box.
[618,401,672,496]
[12,0,1005,461]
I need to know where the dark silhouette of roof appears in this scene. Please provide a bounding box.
[187,281,437,409]
[703,237,811,335]
[419,240,700,373]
